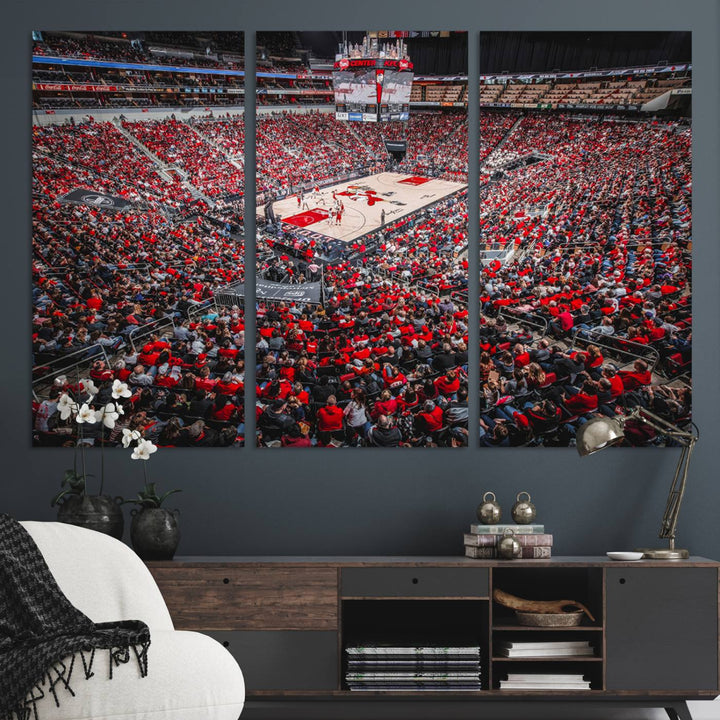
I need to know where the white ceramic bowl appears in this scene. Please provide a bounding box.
[606,551,644,561]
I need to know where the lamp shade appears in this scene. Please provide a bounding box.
[576,416,625,456]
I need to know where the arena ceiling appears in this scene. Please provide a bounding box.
[479,31,691,74]
[288,31,468,75]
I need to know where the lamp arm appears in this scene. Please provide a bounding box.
[621,408,697,549]
[623,406,697,444]
[658,438,696,546]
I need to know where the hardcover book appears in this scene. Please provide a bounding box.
[497,646,595,657]
[469,524,545,534]
[463,533,553,547]
[498,640,592,651]
[465,545,552,559]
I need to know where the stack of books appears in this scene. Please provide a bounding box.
[344,645,482,691]
[499,672,592,691]
[496,640,596,658]
[464,523,552,559]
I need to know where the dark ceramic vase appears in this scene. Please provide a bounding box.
[56,495,125,540]
[130,507,180,560]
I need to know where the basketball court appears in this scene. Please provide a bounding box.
[264,172,466,243]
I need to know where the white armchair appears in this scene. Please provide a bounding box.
[20,521,245,720]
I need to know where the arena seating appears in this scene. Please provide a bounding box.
[33,32,244,69]
[121,119,244,199]
[254,184,470,448]
[32,108,472,448]
[476,111,692,446]
[256,110,467,194]
[32,114,246,447]
[482,74,690,110]
[30,34,691,449]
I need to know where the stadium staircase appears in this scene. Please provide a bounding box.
[112,120,189,184]
[342,122,381,158]
[446,115,469,144]
[183,121,244,171]
[285,113,357,158]
[183,182,216,205]
[480,114,524,170]
[113,120,217,206]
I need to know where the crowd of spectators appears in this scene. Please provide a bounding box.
[257,110,467,194]
[32,31,246,111]
[31,102,691,450]
[33,34,147,64]
[254,187,470,447]
[254,282,470,447]
[33,32,244,70]
[122,118,244,198]
[32,117,246,447]
[252,108,470,447]
[476,112,692,446]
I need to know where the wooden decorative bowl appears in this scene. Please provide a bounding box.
[515,610,585,627]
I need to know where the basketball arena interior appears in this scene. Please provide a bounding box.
[31,30,691,449]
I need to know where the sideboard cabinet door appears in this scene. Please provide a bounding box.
[205,630,339,691]
[606,568,718,691]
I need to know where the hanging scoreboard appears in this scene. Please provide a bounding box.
[333,57,413,122]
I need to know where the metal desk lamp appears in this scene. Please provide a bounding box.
[576,408,698,560]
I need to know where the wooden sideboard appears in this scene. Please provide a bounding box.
[147,556,720,720]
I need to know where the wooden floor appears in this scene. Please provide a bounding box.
[263,172,466,243]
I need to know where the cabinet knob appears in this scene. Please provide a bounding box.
[412,577,419,584]
[619,578,626,585]
[223,641,230,648]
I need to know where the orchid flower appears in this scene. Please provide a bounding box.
[79,378,99,397]
[57,393,78,421]
[112,379,132,399]
[96,402,121,429]
[122,428,142,448]
[75,403,97,424]
[131,438,158,461]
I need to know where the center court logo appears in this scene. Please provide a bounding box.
[337,186,386,206]
[80,194,115,208]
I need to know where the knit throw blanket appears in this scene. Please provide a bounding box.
[0,515,150,720]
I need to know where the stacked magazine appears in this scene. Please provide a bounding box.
[496,639,595,658]
[345,645,482,691]
[499,672,592,690]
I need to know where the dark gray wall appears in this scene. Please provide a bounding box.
[6,1,720,560]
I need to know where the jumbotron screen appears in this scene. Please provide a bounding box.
[380,69,413,107]
[333,58,413,122]
[333,67,376,106]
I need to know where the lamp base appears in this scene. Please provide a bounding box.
[635,547,690,560]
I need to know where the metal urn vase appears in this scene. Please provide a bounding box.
[57,495,125,540]
[511,491,537,524]
[477,491,502,524]
[130,507,180,560]
[498,529,522,559]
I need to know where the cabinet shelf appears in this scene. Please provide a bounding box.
[493,624,603,632]
[487,689,603,696]
[492,656,603,662]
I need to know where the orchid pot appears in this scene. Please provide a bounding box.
[130,506,181,561]
[56,491,125,540]
[125,481,182,561]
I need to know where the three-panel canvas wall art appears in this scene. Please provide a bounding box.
[31,30,691,449]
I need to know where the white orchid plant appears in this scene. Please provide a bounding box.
[52,377,157,502]
[122,428,181,509]
[52,374,180,511]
